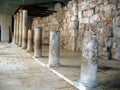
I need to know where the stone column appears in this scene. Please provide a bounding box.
[13,15,17,44]
[16,12,19,45]
[22,10,28,49]
[18,10,22,47]
[78,35,100,89]
[27,29,33,52]
[48,30,60,67]
[34,27,42,58]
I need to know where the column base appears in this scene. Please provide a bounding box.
[27,49,33,53]
[18,44,21,47]
[74,80,102,90]
[48,63,61,67]
[34,54,42,58]
[22,46,27,49]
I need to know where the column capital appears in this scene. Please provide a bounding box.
[22,10,28,13]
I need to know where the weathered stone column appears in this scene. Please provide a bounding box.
[13,15,17,44]
[48,30,60,67]
[18,10,22,47]
[27,29,33,52]
[16,13,19,45]
[22,10,28,49]
[34,27,42,58]
[78,35,100,89]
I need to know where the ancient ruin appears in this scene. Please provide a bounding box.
[0,0,119,90]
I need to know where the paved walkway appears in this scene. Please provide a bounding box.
[0,42,77,90]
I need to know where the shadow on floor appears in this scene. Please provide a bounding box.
[60,65,80,68]
[103,78,120,90]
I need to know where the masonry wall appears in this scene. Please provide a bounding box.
[0,15,11,42]
[32,0,120,60]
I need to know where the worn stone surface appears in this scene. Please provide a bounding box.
[27,29,33,52]
[22,10,28,49]
[0,42,77,90]
[79,28,99,87]
[34,27,42,58]
[49,30,60,67]
[13,15,17,44]
[16,13,19,45]
[31,0,120,60]
[18,10,22,47]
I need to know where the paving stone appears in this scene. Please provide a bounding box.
[0,42,77,90]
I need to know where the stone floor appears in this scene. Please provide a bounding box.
[0,42,77,90]
[0,42,120,90]
[26,44,120,90]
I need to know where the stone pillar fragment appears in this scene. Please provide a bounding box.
[48,30,60,67]
[22,10,28,49]
[34,27,42,58]
[79,35,100,89]
[18,10,22,47]
[27,29,33,52]
[13,15,17,44]
[16,13,19,45]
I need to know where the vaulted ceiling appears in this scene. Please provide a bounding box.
[0,0,70,15]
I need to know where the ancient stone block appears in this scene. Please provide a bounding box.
[80,18,89,23]
[111,48,116,57]
[103,47,108,52]
[97,0,103,4]
[70,16,78,21]
[102,51,110,57]
[116,16,120,26]
[108,0,117,4]
[90,1,97,8]
[78,11,82,18]
[104,5,112,12]
[117,4,120,9]
[104,0,109,6]
[82,9,94,17]
[95,6,99,13]
[90,14,100,23]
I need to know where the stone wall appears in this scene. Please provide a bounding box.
[77,0,120,60]
[0,14,11,42]
[32,0,120,60]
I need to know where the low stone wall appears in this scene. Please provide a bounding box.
[32,0,120,60]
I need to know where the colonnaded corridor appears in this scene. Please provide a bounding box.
[0,42,77,90]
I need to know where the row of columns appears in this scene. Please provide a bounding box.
[13,10,100,89]
[13,10,28,49]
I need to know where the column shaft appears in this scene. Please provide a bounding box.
[16,13,19,45]
[27,29,33,52]
[34,27,42,58]
[48,30,60,67]
[79,35,100,89]
[18,10,22,47]
[22,10,28,49]
[13,15,17,43]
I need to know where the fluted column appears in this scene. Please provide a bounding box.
[18,10,22,47]
[48,30,60,67]
[34,27,42,58]
[13,15,17,44]
[16,12,19,45]
[27,29,33,52]
[78,35,100,90]
[22,10,28,49]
